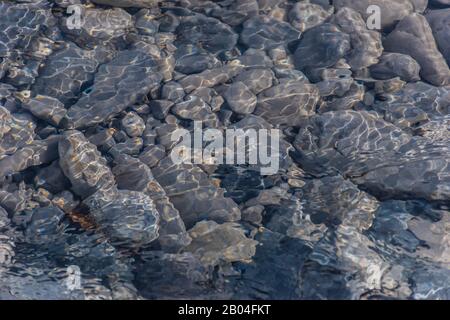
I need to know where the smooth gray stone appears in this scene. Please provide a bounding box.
[178,62,244,93]
[139,145,166,168]
[83,189,160,248]
[384,13,450,86]
[175,53,221,75]
[63,50,162,129]
[426,9,450,66]
[234,68,275,95]
[185,220,258,266]
[149,100,174,120]
[334,0,414,29]
[254,79,319,126]
[294,110,450,201]
[410,0,429,12]
[0,107,35,159]
[294,23,351,78]
[240,15,301,50]
[223,82,257,115]
[370,53,421,82]
[175,14,238,55]
[59,130,115,199]
[109,137,143,156]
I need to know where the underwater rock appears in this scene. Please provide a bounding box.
[254,79,319,126]
[59,130,115,198]
[111,152,190,252]
[20,95,67,126]
[294,23,351,78]
[83,189,159,248]
[175,14,238,55]
[0,107,35,159]
[60,7,134,48]
[426,9,450,66]
[384,13,450,86]
[330,7,383,70]
[230,230,311,299]
[121,112,146,138]
[374,82,450,128]
[0,135,59,181]
[152,156,241,229]
[294,110,450,202]
[185,220,258,266]
[223,81,257,115]
[289,2,332,32]
[334,0,414,30]
[91,0,160,7]
[370,53,421,82]
[178,61,244,93]
[32,43,112,106]
[63,50,162,129]
[240,15,301,50]
[0,0,449,301]
[134,251,216,299]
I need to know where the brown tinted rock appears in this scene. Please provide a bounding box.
[294,110,450,201]
[178,61,244,93]
[294,23,351,77]
[20,95,67,126]
[59,130,115,198]
[0,107,35,159]
[121,112,145,138]
[63,50,162,129]
[60,8,134,48]
[0,136,59,180]
[240,15,301,50]
[91,0,159,6]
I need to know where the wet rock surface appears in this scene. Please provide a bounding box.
[426,9,450,66]
[384,13,450,86]
[333,0,414,30]
[0,0,449,300]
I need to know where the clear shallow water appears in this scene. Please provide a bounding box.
[0,0,449,300]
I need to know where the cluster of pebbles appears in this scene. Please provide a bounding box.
[0,0,449,300]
